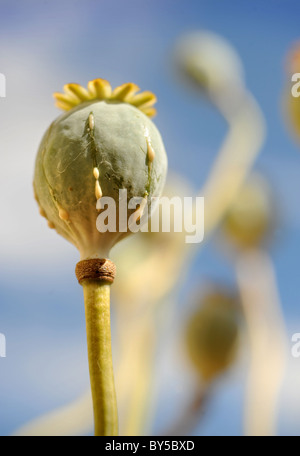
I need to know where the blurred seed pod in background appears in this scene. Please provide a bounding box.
[185,286,241,383]
[173,30,245,114]
[221,173,275,251]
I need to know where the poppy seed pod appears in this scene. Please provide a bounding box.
[33,79,168,260]
[185,289,240,382]
[222,173,274,250]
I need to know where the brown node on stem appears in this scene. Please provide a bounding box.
[75,258,116,284]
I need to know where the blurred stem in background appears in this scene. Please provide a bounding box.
[163,286,241,436]
[221,172,286,436]
[163,388,208,436]
[200,91,265,234]
[115,309,156,435]
[12,392,93,436]
[236,250,286,436]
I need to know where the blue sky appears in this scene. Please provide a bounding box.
[1,0,300,436]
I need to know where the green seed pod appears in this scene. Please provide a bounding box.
[185,288,240,382]
[33,79,168,259]
[222,173,274,250]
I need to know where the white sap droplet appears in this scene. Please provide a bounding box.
[147,139,155,162]
[58,207,69,221]
[144,126,155,162]
[95,180,102,200]
[93,167,100,179]
[89,113,95,131]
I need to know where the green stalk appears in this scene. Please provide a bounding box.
[82,279,118,436]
